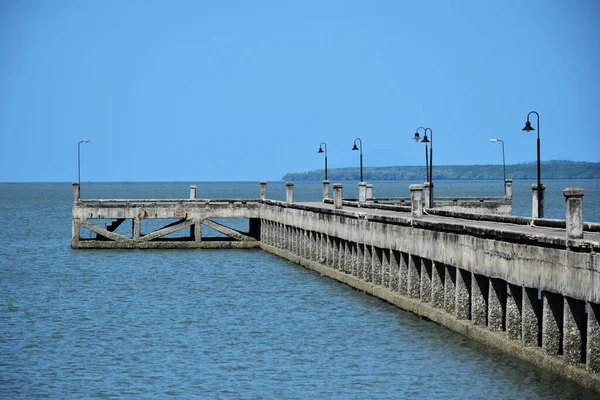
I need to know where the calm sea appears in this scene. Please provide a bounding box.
[1,180,599,399]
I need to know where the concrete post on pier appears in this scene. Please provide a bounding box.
[359,182,367,204]
[531,183,546,218]
[563,188,584,240]
[190,185,197,200]
[285,182,294,203]
[505,179,513,199]
[333,184,343,209]
[260,181,267,200]
[322,180,330,200]
[423,182,434,208]
[366,184,373,202]
[72,182,80,203]
[410,184,424,218]
[587,303,600,372]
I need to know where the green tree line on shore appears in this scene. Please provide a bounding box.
[282,161,600,181]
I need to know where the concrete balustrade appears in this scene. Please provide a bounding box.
[333,184,343,209]
[564,188,584,239]
[410,184,424,218]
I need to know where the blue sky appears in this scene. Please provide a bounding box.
[1,0,598,182]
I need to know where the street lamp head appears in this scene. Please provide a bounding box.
[413,132,421,142]
[421,134,430,143]
[490,138,498,142]
[318,146,324,153]
[522,121,535,132]
[351,143,359,151]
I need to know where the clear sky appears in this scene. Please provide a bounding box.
[1,0,598,182]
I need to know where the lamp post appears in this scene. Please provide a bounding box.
[317,142,328,180]
[78,139,91,200]
[522,111,541,217]
[413,127,432,206]
[351,138,363,182]
[489,138,506,195]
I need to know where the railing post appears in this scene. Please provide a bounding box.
[72,182,80,203]
[359,182,367,204]
[366,184,373,202]
[563,188,584,240]
[410,184,424,218]
[531,183,546,218]
[285,182,294,203]
[505,179,513,199]
[423,182,434,208]
[322,180,330,200]
[189,185,197,200]
[260,181,267,200]
[333,183,343,209]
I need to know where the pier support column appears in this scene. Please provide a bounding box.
[522,287,541,346]
[72,182,80,203]
[366,184,373,202]
[456,269,470,320]
[587,303,600,372]
[563,188,584,240]
[398,252,409,296]
[488,278,506,332]
[192,219,202,242]
[351,243,359,276]
[408,255,421,299]
[564,297,586,365]
[190,185,197,200]
[71,218,81,247]
[286,182,294,203]
[444,265,456,314]
[343,240,352,273]
[359,182,367,204]
[322,180,330,200]
[373,247,382,285]
[420,259,432,303]
[389,250,400,292]
[357,243,365,279]
[133,216,141,240]
[471,273,488,326]
[260,181,267,200]
[543,292,563,356]
[382,249,391,288]
[506,283,522,340]
[410,184,424,218]
[431,262,445,308]
[531,183,546,219]
[333,184,343,209]
[364,245,373,282]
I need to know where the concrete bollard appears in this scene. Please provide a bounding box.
[563,188,584,239]
[531,183,546,218]
[505,179,513,199]
[410,184,424,218]
[285,182,294,203]
[260,181,267,200]
[333,184,343,209]
[359,182,367,204]
[190,185,197,200]
[72,182,80,203]
[322,180,330,200]
[366,184,373,202]
[423,182,434,208]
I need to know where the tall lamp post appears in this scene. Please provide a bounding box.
[78,139,91,200]
[489,138,506,195]
[413,127,432,206]
[317,142,328,181]
[351,138,363,182]
[522,111,541,217]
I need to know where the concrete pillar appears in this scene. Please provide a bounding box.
[563,188,584,240]
[190,185,197,200]
[72,182,80,203]
[335,238,343,270]
[531,183,546,218]
[423,182,434,208]
[505,179,513,199]
[389,250,400,292]
[322,180,330,200]
[366,184,373,202]
[542,291,563,356]
[333,184,343,209]
[563,297,586,365]
[359,182,367,204]
[522,287,541,347]
[260,181,267,200]
[471,273,488,326]
[285,182,294,203]
[488,278,506,332]
[344,240,352,273]
[382,249,391,288]
[192,219,202,242]
[431,262,445,308]
[373,247,382,285]
[456,269,470,320]
[133,216,141,240]
[420,259,432,303]
[351,243,359,276]
[364,245,373,282]
[357,243,365,279]
[71,218,80,247]
[506,283,523,340]
[444,266,456,314]
[587,303,600,372]
[410,184,424,218]
[398,252,409,296]
[408,255,421,299]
